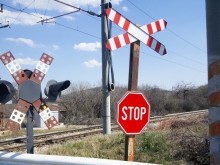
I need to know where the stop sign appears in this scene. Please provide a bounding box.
[117,91,150,135]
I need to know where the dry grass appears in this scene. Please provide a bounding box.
[35,114,208,165]
[35,132,125,160]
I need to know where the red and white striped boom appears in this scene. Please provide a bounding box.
[106,8,167,55]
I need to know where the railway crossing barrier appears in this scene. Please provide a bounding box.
[0,151,160,165]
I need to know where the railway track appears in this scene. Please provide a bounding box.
[0,109,207,152]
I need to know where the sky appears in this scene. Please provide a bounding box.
[0,0,207,91]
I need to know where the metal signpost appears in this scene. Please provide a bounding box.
[0,51,58,153]
[0,103,3,130]
[105,6,167,161]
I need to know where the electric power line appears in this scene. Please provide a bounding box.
[126,0,206,54]
[55,22,100,39]
[9,0,36,26]
[1,3,99,40]
[140,50,206,74]
[37,10,80,24]
[43,0,51,20]
[1,2,42,19]
[1,1,206,72]
[53,0,100,17]
[118,45,206,74]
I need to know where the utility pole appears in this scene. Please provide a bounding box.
[206,1,220,164]
[101,0,111,134]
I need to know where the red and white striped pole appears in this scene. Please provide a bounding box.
[206,1,220,164]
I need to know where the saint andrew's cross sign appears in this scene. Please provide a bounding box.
[0,51,58,133]
[105,8,167,55]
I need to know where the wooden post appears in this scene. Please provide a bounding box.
[124,40,140,161]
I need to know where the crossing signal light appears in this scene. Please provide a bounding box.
[0,80,15,104]
[44,80,70,101]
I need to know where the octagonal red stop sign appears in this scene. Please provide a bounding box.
[117,91,150,135]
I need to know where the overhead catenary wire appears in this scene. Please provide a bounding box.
[8,0,35,26]
[126,0,206,54]
[1,1,206,74]
[0,24,9,28]
[1,2,42,19]
[118,45,206,74]
[1,3,100,40]
[37,10,80,24]
[55,21,100,39]
[43,0,51,20]
[140,50,206,74]
[53,0,100,17]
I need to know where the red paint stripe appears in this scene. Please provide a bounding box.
[123,20,130,31]
[155,42,161,53]
[146,36,153,47]
[147,24,153,35]
[114,36,121,49]
[105,8,111,17]
[123,33,130,45]
[106,41,111,50]
[155,21,161,32]
[114,13,121,24]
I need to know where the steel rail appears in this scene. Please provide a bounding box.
[0,109,207,152]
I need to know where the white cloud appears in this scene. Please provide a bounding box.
[63,15,75,21]
[74,42,101,51]
[1,1,122,26]
[0,10,53,26]
[122,6,128,12]
[6,37,36,47]
[83,59,101,68]
[16,57,38,66]
[52,44,60,50]
[12,0,122,11]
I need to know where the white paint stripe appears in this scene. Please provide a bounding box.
[208,74,220,96]
[108,9,116,22]
[151,22,157,33]
[118,16,125,28]
[151,39,157,50]
[210,138,220,153]
[36,61,50,74]
[209,107,220,124]
[108,38,117,50]
[10,109,26,124]
[159,45,165,55]
[118,34,126,47]
[159,19,165,30]
[127,23,149,44]
[6,59,21,74]
[39,108,53,122]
